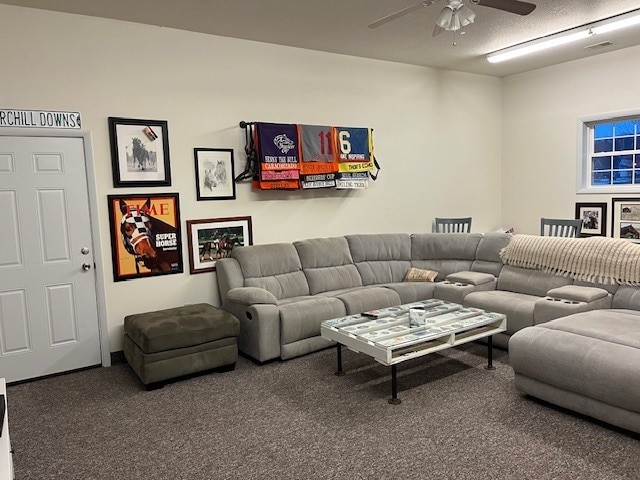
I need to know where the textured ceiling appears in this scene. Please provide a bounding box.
[3,0,640,77]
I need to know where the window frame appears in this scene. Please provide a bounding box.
[577,109,640,194]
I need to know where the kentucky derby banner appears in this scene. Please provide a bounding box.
[239,121,381,191]
[107,193,183,282]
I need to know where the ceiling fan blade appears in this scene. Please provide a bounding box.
[432,24,445,36]
[475,0,536,16]
[368,1,438,29]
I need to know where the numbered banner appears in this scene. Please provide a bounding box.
[245,122,378,190]
[336,127,372,162]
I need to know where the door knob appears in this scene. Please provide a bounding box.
[82,263,92,271]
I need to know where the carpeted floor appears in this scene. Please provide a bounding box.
[6,343,640,479]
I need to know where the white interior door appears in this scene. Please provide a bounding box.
[0,135,101,383]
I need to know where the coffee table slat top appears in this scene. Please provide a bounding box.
[321,299,506,366]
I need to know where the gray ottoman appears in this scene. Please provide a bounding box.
[124,303,240,388]
[509,309,640,434]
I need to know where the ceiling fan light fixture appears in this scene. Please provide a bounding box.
[447,12,462,31]
[457,5,476,27]
[435,2,475,32]
[435,6,454,29]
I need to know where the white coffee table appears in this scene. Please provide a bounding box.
[320,299,506,404]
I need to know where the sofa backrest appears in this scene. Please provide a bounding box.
[231,243,310,300]
[410,233,483,280]
[472,232,511,276]
[497,265,573,297]
[346,233,412,285]
[612,285,640,310]
[294,237,362,295]
[573,279,619,294]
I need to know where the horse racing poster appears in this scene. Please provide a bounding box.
[194,148,236,200]
[186,216,253,274]
[108,117,172,187]
[107,193,184,282]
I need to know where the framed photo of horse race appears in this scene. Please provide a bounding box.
[107,193,184,281]
[186,216,253,274]
[611,197,640,242]
[194,148,236,201]
[108,117,172,187]
[575,202,607,237]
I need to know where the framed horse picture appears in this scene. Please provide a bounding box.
[107,193,184,281]
[611,197,640,242]
[186,216,253,274]
[109,117,172,187]
[575,202,607,237]
[194,148,236,200]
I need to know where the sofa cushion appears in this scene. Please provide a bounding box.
[471,232,511,276]
[497,265,573,297]
[382,282,437,304]
[509,309,640,414]
[295,237,362,294]
[232,243,310,299]
[279,296,346,345]
[410,233,482,280]
[347,233,412,285]
[333,286,401,314]
[464,290,538,335]
[612,285,640,310]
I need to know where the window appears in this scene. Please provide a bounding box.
[578,111,640,193]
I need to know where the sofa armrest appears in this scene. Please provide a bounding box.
[534,285,612,325]
[216,257,245,304]
[546,285,609,303]
[222,287,281,363]
[225,287,278,307]
[445,271,496,286]
[434,271,497,304]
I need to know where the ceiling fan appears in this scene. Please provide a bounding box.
[369,0,536,37]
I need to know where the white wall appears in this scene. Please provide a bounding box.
[0,5,502,352]
[502,45,640,235]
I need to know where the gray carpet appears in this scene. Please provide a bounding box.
[6,343,640,479]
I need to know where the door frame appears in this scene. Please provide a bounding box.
[0,128,110,367]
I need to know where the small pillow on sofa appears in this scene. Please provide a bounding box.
[404,267,438,282]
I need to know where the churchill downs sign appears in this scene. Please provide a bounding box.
[0,109,82,129]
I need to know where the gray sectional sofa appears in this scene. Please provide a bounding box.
[215,232,634,359]
[217,232,640,434]
[216,233,508,362]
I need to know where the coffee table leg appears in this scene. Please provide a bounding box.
[388,364,402,405]
[485,335,496,370]
[335,343,345,376]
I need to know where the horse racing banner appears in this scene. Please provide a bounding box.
[107,193,183,281]
[239,121,380,190]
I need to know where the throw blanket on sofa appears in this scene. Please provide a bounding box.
[500,234,640,286]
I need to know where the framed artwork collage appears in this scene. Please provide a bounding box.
[107,117,250,280]
[575,198,640,242]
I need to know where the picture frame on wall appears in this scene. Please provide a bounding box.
[186,216,253,274]
[611,197,640,242]
[575,202,607,237]
[194,148,236,200]
[107,193,183,281]
[108,117,171,187]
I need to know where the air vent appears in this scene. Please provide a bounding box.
[585,41,614,50]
